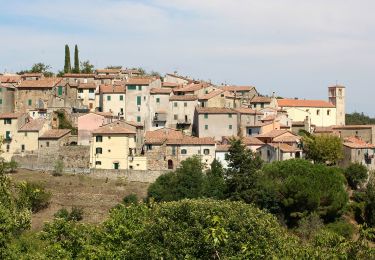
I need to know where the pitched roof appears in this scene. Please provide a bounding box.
[150,88,172,94]
[162,82,181,88]
[63,73,95,78]
[39,129,71,139]
[18,78,62,88]
[272,135,301,143]
[255,130,291,138]
[251,96,271,103]
[219,85,255,92]
[125,78,154,85]
[96,69,121,74]
[145,128,215,145]
[0,75,21,83]
[314,126,334,133]
[266,143,299,152]
[222,136,264,146]
[100,85,125,94]
[92,123,136,134]
[198,89,224,100]
[21,73,43,77]
[277,99,335,108]
[234,107,261,114]
[77,82,97,89]
[343,136,375,149]
[169,95,198,101]
[0,112,26,119]
[92,111,114,117]
[216,144,230,152]
[174,83,209,93]
[95,74,115,79]
[19,118,45,132]
[196,107,237,114]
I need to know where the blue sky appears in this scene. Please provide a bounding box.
[1,0,375,114]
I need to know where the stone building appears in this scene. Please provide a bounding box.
[168,95,198,134]
[77,82,97,111]
[63,73,96,85]
[99,85,126,117]
[144,128,216,170]
[0,75,20,113]
[198,89,237,108]
[39,129,71,149]
[340,136,375,170]
[219,85,258,106]
[77,112,115,145]
[328,85,346,126]
[194,107,238,141]
[149,87,172,130]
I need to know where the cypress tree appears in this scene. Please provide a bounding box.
[73,44,80,73]
[64,44,71,73]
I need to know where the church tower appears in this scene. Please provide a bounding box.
[328,85,346,125]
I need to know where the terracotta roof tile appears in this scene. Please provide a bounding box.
[343,136,375,149]
[39,129,71,139]
[19,118,45,132]
[0,75,21,83]
[198,89,224,100]
[169,95,198,101]
[222,136,264,146]
[167,136,215,145]
[277,99,335,108]
[92,124,136,134]
[95,74,116,79]
[145,128,215,145]
[196,107,236,114]
[162,82,181,88]
[125,78,154,85]
[63,73,95,78]
[234,107,261,114]
[21,73,43,77]
[100,85,125,94]
[77,82,97,89]
[251,96,271,103]
[174,83,209,93]
[216,144,230,152]
[219,85,255,92]
[272,135,301,143]
[266,143,299,152]
[96,69,122,74]
[18,78,62,88]
[255,130,291,138]
[0,112,26,119]
[150,88,172,94]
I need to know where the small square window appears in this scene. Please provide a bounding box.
[229,125,232,130]
[137,116,141,123]
[95,161,102,165]
[228,114,232,118]
[203,149,210,155]
[107,96,111,101]
[204,113,208,119]
[174,102,178,107]
[120,95,124,101]
[174,114,178,120]
[205,125,208,130]
[156,97,160,103]
[184,102,187,107]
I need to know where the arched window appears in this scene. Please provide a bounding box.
[181,149,187,154]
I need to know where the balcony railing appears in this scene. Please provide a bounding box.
[153,113,167,122]
[177,118,191,125]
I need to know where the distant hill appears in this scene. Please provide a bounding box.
[346,112,375,125]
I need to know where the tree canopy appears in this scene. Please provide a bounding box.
[18,63,54,77]
[80,60,94,74]
[346,112,375,125]
[302,134,343,164]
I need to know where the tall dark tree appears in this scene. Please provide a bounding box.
[73,45,80,73]
[64,44,71,73]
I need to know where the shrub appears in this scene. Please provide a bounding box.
[123,194,138,205]
[53,160,64,176]
[54,208,70,220]
[18,182,51,213]
[345,163,368,190]
[325,220,354,239]
[54,207,83,221]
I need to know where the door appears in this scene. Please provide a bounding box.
[168,160,173,170]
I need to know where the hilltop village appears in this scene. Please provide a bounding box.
[0,69,373,174]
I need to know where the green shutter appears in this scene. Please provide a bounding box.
[156,97,160,103]
[137,116,141,122]
[127,85,136,90]
[5,131,10,139]
[204,113,208,119]
[0,99,2,105]
[138,86,142,91]
[120,95,123,101]
[107,96,111,101]
[137,96,141,105]
[28,99,32,106]
[58,86,63,96]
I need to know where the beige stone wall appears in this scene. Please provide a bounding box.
[0,87,15,113]
[196,113,238,141]
[16,88,52,111]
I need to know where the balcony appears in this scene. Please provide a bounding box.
[177,118,191,125]
[153,113,167,122]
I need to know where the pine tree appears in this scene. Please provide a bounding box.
[73,44,80,73]
[64,44,71,73]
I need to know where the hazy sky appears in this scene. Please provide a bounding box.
[1,0,374,114]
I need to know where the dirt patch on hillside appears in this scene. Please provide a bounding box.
[9,169,150,230]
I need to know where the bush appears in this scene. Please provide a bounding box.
[345,163,368,190]
[54,207,83,221]
[18,182,51,213]
[5,160,18,173]
[123,194,138,205]
[325,220,354,239]
[53,160,64,176]
[294,213,324,241]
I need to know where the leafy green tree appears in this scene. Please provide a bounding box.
[105,65,122,69]
[147,172,177,202]
[64,44,71,73]
[17,182,51,213]
[346,112,375,125]
[4,159,18,173]
[260,159,348,226]
[364,177,375,227]
[123,194,138,205]
[53,159,64,176]
[80,60,94,74]
[345,163,368,190]
[302,134,343,164]
[203,159,226,199]
[73,44,80,73]
[225,138,263,203]
[18,63,54,77]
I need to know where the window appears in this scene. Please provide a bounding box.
[46,142,49,147]
[6,144,9,152]
[261,103,264,108]
[5,131,11,140]
[0,99,2,105]
[248,129,252,135]
[172,146,176,156]
[316,109,320,116]
[58,86,63,96]
[228,114,232,118]
[4,118,11,124]
[137,96,141,105]
[147,144,153,150]
[89,89,95,93]
[204,113,208,119]
[203,149,210,155]
[96,147,103,154]
[21,145,25,152]
[96,136,103,142]
[95,161,102,165]
[127,85,136,90]
[119,95,124,101]
[181,149,187,154]
[174,114,178,120]
[137,116,141,123]
[229,125,233,130]
[108,149,111,153]
[184,102,187,107]
[174,102,178,107]
[24,132,27,137]
[205,125,208,130]
[327,109,331,116]
[28,99,32,106]
[78,89,83,93]
[306,109,309,113]
[106,95,111,101]
[156,97,160,103]
[138,86,142,91]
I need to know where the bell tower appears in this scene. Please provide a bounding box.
[328,85,346,125]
